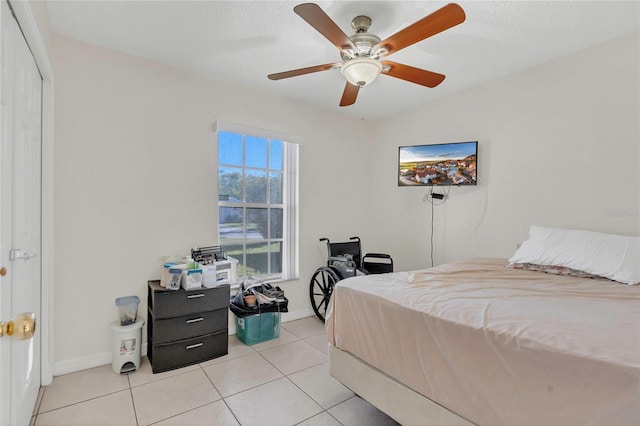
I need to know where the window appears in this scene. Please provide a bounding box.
[217,122,299,282]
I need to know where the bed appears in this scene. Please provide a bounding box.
[326,256,640,425]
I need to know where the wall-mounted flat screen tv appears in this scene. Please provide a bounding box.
[398,141,478,186]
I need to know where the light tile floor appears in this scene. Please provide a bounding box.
[33,316,399,426]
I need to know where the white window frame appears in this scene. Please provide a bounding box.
[216,121,300,283]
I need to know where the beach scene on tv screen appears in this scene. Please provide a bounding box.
[399,142,477,186]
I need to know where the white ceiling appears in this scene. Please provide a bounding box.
[45,1,640,121]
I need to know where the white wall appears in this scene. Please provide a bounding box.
[51,31,640,373]
[366,32,640,272]
[51,35,374,371]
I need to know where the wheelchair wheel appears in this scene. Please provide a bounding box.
[309,267,339,323]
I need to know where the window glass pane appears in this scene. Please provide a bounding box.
[270,242,282,274]
[269,171,282,204]
[246,208,268,240]
[270,208,283,239]
[222,243,245,278]
[246,136,267,169]
[245,170,267,203]
[218,167,243,202]
[246,242,269,276]
[218,131,243,166]
[269,140,283,170]
[217,126,298,282]
[219,207,244,241]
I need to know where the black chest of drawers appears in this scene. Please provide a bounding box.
[147,280,229,373]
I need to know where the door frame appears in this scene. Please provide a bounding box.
[8,0,54,387]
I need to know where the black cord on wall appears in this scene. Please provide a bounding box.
[423,187,450,267]
[431,199,435,266]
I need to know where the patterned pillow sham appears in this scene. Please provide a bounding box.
[508,262,613,281]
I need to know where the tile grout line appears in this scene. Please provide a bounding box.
[36,321,330,425]
[36,387,131,415]
[283,360,352,425]
[216,324,329,424]
[32,386,46,424]
[293,409,345,426]
[251,343,340,423]
[281,326,344,425]
[286,376,344,426]
[131,368,229,425]
[148,332,309,425]
[127,374,140,426]
[198,363,244,426]
[128,365,202,389]
[144,400,227,426]
[219,349,330,425]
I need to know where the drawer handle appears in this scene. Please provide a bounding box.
[187,294,205,299]
[186,317,204,324]
[186,343,204,350]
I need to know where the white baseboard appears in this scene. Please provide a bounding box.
[52,352,110,376]
[52,342,149,376]
[52,309,315,376]
[282,308,315,323]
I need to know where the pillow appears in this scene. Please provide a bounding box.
[508,226,640,285]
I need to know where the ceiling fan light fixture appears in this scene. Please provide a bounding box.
[271,3,466,106]
[340,57,382,87]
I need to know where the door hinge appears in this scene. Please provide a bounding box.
[9,249,37,261]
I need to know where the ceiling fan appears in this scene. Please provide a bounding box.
[268,3,466,107]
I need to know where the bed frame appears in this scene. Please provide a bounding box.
[329,345,474,426]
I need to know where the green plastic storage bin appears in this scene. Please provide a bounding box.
[235,312,281,345]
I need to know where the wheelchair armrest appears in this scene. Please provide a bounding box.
[363,253,392,259]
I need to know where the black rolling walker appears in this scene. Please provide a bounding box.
[309,237,393,322]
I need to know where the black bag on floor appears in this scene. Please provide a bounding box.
[230,278,288,318]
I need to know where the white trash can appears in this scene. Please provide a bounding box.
[111,318,144,374]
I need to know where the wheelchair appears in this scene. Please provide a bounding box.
[309,236,393,322]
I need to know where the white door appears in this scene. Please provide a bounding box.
[0,0,43,424]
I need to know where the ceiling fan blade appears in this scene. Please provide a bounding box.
[374,3,465,57]
[381,61,445,88]
[340,82,359,107]
[294,3,357,51]
[268,63,339,80]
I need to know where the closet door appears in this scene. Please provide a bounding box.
[0,1,43,424]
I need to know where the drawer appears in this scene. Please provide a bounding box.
[152,308,228,344]
[149,330,228,373]
[148,281,229,319]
